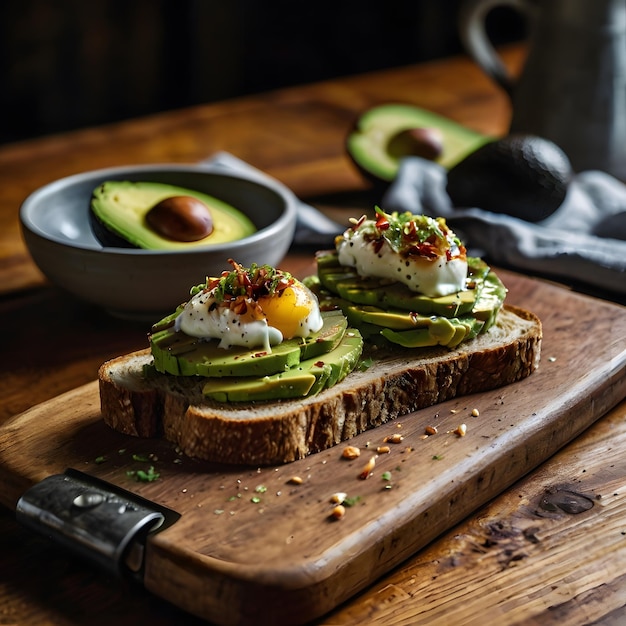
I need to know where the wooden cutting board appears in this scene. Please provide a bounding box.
[1,270,625,626]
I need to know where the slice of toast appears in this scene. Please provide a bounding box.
[99,305,541,466]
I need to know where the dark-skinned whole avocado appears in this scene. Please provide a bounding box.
[446,134,573,222]
[90,181,256,250]
[346,103,490,186]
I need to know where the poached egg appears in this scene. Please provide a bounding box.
[175,260,324,352]
[336,210,468,297]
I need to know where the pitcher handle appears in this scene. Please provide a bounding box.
[458,0,529,97]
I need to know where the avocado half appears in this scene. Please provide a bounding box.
[90,181,256,250]
[346,103,490,184]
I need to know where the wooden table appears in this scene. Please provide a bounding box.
[1,45,625,625]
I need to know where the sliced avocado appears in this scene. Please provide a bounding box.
[201,329,362,402]
[299,309,348,360]
[202,365,322,402]
[152,333,303,378]
[346,103,490,183]
[341,297,487,348]
[381,316,457,348]
[90,181,256,249]
[150,310,348,378]
[321,330,363,387]
[471,271,507,331]
[348,305,421,330]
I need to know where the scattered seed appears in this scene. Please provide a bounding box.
[288,476,303,485]
[330,492,347,504]
[330,504,346,520]
[384,433,404,444]
[376,445,391,454]
[358,455,377,479]
[471,408,480,417]
[342,445,361,460]
[425,425,438,436]
[454,423,467,437]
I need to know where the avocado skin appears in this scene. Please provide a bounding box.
[90,210,136,248]
[446,134,572,222]
[346,103,490,186]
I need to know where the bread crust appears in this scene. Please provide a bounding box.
[99,305,541,465]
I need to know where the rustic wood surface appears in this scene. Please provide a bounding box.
[1,269,625,625]
[1,44,626,625]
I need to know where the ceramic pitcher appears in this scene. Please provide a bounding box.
[458,0,626,181]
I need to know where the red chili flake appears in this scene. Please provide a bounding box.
[314,361,325,367]
[375,213,390,230]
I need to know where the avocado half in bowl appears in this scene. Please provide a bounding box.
[20,164,298,319]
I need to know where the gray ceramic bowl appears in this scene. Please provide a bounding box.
[20,164,298,319]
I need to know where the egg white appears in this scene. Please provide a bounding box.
[337,228,467,297]
[175,281,323,352]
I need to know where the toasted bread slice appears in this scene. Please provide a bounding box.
[99,305,541,465]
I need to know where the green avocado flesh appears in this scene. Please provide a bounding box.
[148,309,363,401]
[91,181,256,250]
[347,103,490,183]
[201,331,363,402]
[311,251,506,349]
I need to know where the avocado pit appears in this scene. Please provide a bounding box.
[146,195,214,242]
[387,127,444,161]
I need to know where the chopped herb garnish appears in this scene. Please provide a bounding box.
[188,259,296,318]
[132,453,150,462]
[251,496,261,504]
[203,259,294,302]
[381,471,392,481]
[95,455,107,464]
[127,466,160,482]
[432,454,444,461]
[343,495,362,507]
[346,207,464,260]
[255,485,268,494]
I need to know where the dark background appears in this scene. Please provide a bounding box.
[0,0,525,145]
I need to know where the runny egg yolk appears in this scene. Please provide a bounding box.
[175,280,324,352]
[257,284,321,339]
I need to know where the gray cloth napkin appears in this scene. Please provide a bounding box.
[200,152,343,247]
[383,157,626,295]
